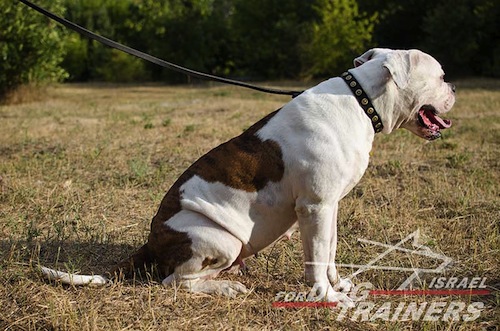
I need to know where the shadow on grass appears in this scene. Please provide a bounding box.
[0,238,157,281]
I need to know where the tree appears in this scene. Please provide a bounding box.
[62,0,145,82]
[357,0,500,77]
[230,0,316,79]
[0,0,68,99]
[357,0,437,50]
[301,0,376,78]
[421,0,500,77]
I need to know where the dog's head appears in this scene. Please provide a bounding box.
[354,48,455,140]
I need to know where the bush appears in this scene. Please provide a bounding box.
[95,49,149,82]
[301,0,376,77]
[61,34,88,81]
[0,0,68,99]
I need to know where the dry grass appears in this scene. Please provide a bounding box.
[1,85,50,105]
[0,80,498,330]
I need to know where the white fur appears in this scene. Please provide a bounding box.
[40,266,108,286]
[40,49,454,307]
[164,49,453,304]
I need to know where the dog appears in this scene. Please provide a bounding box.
[41,48,455,305]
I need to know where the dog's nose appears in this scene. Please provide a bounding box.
[450,83,456,93]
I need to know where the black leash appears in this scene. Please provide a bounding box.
[18,0,303,98]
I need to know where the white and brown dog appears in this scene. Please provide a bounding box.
[41,48,455,305]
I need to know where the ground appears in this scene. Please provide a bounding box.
[0,80,498,330]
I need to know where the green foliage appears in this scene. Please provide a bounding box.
[127,0,235,82]
[357,0,437,50]
[61,34,88,81]
[229,0,376,79]
[230,0,316,79]
[0,0,68,98]
[62,0,375,81]
[95,49,149,82]
[421,0,500,77]
[63,0,146,81]
[302,0,376,77]
[4,0,498,90]
[359,0,500,77]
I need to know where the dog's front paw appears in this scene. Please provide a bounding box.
[328,291,355,308]
[307,282,355,308]
[334,277,354,293]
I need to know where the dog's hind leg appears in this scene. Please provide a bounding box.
[161,211,248,297]
[162,272,248,298]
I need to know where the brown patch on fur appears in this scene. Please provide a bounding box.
[184,130,284,192]
[124,109,284,278]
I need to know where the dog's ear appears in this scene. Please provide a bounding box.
[354,48,393,67]
[383,50,411,89]
[354,49,376,67]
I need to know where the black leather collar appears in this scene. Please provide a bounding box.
[341,71,384,133]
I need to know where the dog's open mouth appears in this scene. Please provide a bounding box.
[417,106,452,139]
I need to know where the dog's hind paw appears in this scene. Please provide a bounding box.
[191,280,249,298]
[168,278,249,298]
[212,280,249,298]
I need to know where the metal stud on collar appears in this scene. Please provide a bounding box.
[341,71,384,133]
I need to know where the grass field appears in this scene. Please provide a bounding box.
[0,80,499,330]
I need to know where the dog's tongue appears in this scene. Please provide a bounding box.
[420,108,452,129]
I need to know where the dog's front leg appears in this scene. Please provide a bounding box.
[327,204,354,294]
[326,203,340,286]
[296,199,353,305]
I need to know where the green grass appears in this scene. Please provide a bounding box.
[0,80,499,330]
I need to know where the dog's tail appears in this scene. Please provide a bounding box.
[40,266,109,286]
[40,244,152,286]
